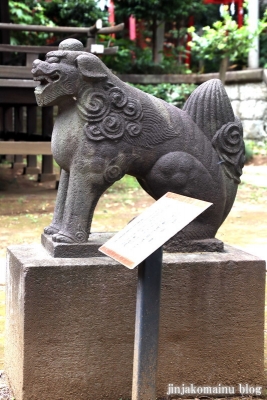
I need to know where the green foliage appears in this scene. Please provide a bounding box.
[188,6,267,66]
[107,175,141,193]
[130,83,197,108]
[115,0,208,24]
[9,0,55,45]
[244,141,254,163]
[245,139,267,158]
[259,31,267,68]
[115,0,210,62]
[260,1,267,67]
[41,0,106,28]
[8,0,106,46]
[193,3,220,28]
[102,38,148,74]
[102,38,191,74]
[244,139,267,164]
[159,47,192,74]
[9,0,51,26]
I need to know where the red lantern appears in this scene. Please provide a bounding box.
[203,0,244,27]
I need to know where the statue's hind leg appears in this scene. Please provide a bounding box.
[163,215,224,252]
[139,151,226,250]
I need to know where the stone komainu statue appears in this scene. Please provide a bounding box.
[32,39,245,251]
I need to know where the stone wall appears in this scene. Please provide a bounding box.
[225,82,267,140]
[120,69,267,141]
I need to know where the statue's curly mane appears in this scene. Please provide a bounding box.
[77,82,143,142]
[77,80,181,148]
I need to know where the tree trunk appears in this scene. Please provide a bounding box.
[219,56,229,85]
[152,18,157,63]
[154,22,165,64]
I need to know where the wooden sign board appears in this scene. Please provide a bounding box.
[99,192,212,269]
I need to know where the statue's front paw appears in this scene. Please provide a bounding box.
[44,225,59,235]
[52,233,76,243]
[52,227,89,243]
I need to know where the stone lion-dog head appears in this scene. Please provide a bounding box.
[32,39,145,143]
[32,38,110,107]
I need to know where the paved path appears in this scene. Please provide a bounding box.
[0,165,266,284]
[242,165,267,188]
[0,258,5,286]
[236,165,267,263]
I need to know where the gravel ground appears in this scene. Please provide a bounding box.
[0,159,266,399]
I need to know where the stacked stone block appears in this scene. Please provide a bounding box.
[225,82,267,140]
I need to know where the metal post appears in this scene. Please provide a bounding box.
[132,246,163,400]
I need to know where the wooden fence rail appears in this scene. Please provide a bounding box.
[0,20,124,181]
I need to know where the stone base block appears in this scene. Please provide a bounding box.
[5,244,265,400]
[42,233,224,258]
[164,237,224,253]
[41,232,113,258]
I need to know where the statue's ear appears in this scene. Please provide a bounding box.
[76,54,108,80]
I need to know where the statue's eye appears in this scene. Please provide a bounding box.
[47,57,60,63]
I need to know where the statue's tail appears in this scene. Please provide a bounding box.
[183,79,245,183]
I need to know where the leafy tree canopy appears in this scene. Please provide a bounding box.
[8,0,107,45]
[41,0,106,27]
[9,0,55,45]
[9,0,53,27]
[188,6,267,62]
[115,0,208,25]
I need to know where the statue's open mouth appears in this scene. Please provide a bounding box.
[33,72,60,93]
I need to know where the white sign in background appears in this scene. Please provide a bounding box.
[99,193,212,269]
[90,44,104,54]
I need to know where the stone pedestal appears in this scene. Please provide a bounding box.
[5,243,265,400]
